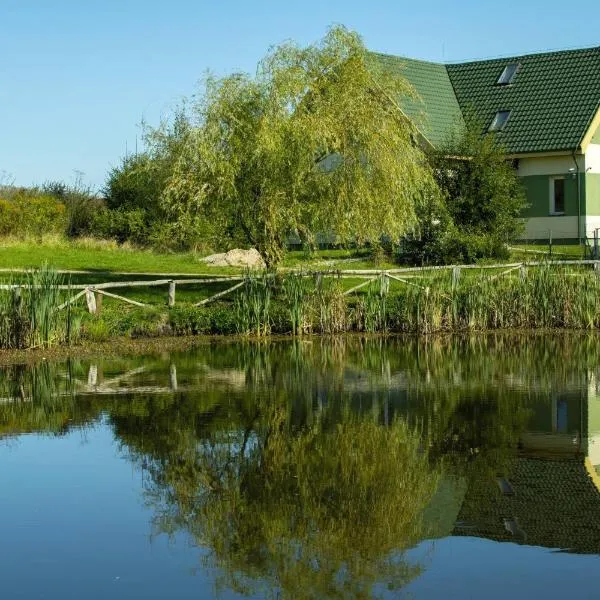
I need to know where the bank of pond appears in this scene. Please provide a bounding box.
[5,264,600,349]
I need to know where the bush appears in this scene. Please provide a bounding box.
[41,179,103,237]
[168,306,212,335]
[91,207,150,245]
[399,120,526,266]
[0,192,67,239]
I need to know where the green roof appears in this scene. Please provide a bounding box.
[370,52,464,148]
[447,47,600,154]
[373,46,600,155]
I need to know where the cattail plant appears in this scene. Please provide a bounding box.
[234,270,273,336]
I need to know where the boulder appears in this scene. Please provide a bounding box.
[201,248,266,268]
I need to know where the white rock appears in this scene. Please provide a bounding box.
[201,248,265,268]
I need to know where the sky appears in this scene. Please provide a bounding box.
[1,0,599,191]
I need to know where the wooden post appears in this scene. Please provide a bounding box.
[95,292,103,315]
[452,267,461,290]
[380,273,389,296]
[169,363,178,391]
[595,262,600,276]
[87,364,98,387]
[13,286,22,311]
[520,265,527,282]
[168,280,176,307]
[85,288,97,314]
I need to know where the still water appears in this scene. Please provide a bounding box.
[2,335,600,599]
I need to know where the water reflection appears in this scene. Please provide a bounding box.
[2,334,600,597]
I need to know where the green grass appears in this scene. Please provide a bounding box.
[510,243,588,260]
[0,239,239,275]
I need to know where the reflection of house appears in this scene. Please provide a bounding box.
[453,456,600,553]
[450,378,600,553]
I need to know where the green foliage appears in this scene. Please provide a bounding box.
[41,177,102,237]
[234,272,273,336]
[0,266,79,349]
[168,306,213,335]
[146,25,436,267]
[0,191,67,239]
[91,207,149,245]
[101,121,205,251]
[353,275,389,332]
[401,120,527,265]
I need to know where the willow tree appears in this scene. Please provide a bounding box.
[148,26,436,267]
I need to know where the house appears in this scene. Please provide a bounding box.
[374,46,600,242]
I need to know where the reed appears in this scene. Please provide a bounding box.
[0,266,78,349]
[234,271,273,336]
[281,271,311,335]
[386,265,600,333]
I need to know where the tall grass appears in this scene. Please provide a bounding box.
[354,274,389,333]
[234,271,272,336]
[281,271,311,335]
[0,266,79,349]
[386,265,600,333]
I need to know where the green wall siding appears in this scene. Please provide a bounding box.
[520,174,579,218]
[586,174,600,215]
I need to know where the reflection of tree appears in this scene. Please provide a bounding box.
[128,401,441,599]
[2,333,599,596]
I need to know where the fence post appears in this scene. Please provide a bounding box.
[14,286,22,310]
[94,292,103,315]
[594,229,599,260]
[380,272,389,296]
[168,280,176,307]
[85,288,97,314]
[548,230,552,258]
[169,363,178,391]
[520,265,527,282]
[595,262,600,277]
[87,364,98,387]
[452,267,461,290]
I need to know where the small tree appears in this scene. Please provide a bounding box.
[404,122,527,264]
[146,26,436,267]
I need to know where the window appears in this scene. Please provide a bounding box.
[488,110,511,132]
[497,63,520,85]
[550,177,566,215]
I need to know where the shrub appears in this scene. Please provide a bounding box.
[0,192,67,240]
[91,207,149,245]
[41,179,103,237]
[168,306,213,335]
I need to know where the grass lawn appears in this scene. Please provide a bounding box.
[509,243,588,261]
[0,239,241,275]
[1,238,595,310]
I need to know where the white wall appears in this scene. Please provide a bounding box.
[524,216,578,240]
[517,154,584,177]
[585,144,600,174]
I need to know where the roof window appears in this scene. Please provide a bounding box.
[488,110,511,132]
[497,63,520,85]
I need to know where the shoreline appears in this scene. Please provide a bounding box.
[1,328,599,366]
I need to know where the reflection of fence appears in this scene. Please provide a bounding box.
[2,259,600,314]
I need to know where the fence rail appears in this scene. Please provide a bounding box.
[2,259,600,314]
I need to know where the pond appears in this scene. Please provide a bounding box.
[2,334,600,599]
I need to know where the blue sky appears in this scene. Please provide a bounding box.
[1,0,598,191]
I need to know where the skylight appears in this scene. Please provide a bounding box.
[497,63,520,85]
[488,110,511,132]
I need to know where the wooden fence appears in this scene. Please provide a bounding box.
[1,259,600,314]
